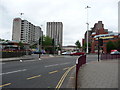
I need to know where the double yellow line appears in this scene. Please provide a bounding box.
[0,83,11,88]
[55,65,75,89]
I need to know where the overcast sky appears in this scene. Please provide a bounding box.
[0,0,119,46]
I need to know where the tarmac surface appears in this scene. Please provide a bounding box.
[0,54,119,89]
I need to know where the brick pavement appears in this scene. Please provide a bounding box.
[77,60,118,88]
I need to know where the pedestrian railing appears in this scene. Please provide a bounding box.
[75,55,86,89]
[101,54,120,60]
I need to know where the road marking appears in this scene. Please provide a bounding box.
[56,65,75,89]
[0,83,11,87]
[59,62,70,65]
[63,67,69,70]
[49,70,58,74]
[45,64,59,67]
[27,75,41,80]
[0,69,27,75]
[23,60,38,62]
[45,62,71,68]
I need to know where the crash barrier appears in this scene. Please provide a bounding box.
[1,50,32,58]
[75,55,86,89]
[101,54,120,60]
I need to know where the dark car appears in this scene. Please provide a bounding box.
[70,51,85,56]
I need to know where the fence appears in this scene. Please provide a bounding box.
[101,54,120,60]
[0,50,32,58]
[76,55,86,89]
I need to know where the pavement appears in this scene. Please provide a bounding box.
[67,59,118,89]
[78,59,118,88]
[0,54,56,62]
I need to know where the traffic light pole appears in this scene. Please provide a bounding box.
[98,37,100,62]
[52,39,55,55]
[39,37,41,60]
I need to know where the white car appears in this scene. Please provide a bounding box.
[110,51,120,55]
[62,52,71,55]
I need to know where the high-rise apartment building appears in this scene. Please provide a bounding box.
[12,18,43,45]
[46,22,63,47]
[118,1,120,32]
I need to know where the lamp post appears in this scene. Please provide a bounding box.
[20,13,24,19]
[38,37,41,60]
[85,6,91,54]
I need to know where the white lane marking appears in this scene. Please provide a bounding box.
[59,62,70,65]
[45,64,59,67]
[23,60,38,62]
[45,62,71,68]
[0,69,27,75]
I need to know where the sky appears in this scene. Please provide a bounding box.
[0,0,119,46]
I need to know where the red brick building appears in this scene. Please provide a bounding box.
[91,33,120,53]
[82,21,120,53]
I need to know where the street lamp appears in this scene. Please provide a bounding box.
[20,13,24,19]
[85,6,91,54]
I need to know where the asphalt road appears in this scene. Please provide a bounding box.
[1,55,78,89]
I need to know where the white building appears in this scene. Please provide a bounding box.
[35,26,43,42]
[12,18,43,45]
[46,22,63,47]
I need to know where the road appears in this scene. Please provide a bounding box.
[1,55,77,89]
[1,54,98,89]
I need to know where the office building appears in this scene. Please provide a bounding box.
[12,18,43,45]
[46,22,63,47]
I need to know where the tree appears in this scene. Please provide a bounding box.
[75,40,81,49]
[82,42,91,52]
[106,41,116,53]
[0,38,10,42]
[42,36,53,54]
[18,41,24,50]
[42,36,52,46]
[115,40,120,51]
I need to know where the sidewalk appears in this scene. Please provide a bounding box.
[0,54,54,62]
[77,59,118,88]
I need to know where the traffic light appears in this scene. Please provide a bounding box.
[52,39,54,46]
[99,39,103,46]
[39,37,41,45]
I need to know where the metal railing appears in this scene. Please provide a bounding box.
[75,55,86,89]
[1,50,32,58]
[101,54,120,60]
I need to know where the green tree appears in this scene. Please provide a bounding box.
[42,36,53,54]
[82,42,91,52]
[114,40,120,52]
[106,41,116,53]
[18,41,24,50]
[42,36,52,46]
[75,40,81,49]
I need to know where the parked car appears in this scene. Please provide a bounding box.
[70,51,85,56]
[33,50,42,54]
[110,51,120,55]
